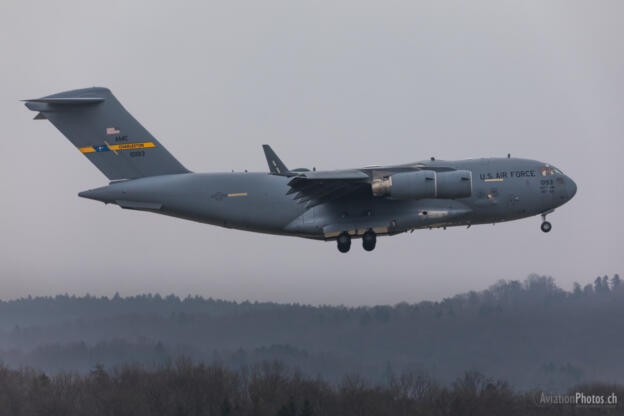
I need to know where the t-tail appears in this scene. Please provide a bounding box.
[24,87,189,181]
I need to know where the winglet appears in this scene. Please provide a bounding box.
[262,145,293,176]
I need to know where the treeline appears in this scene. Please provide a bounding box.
[1,274,620,331]
[1,274,623,391]
[0,361,621,416]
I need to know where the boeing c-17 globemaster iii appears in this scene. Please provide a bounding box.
[25,88,577,253]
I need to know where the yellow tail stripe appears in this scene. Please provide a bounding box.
[227,193,248,197]
[78,142,156,153]
[110,142,156,151]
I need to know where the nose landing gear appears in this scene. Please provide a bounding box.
[540,212,552,233]
[337,232,351,253]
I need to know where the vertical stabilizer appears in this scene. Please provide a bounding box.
[24,87,189,180]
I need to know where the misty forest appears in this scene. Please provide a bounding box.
[1,274,623,415]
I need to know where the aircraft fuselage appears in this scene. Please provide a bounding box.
[79,157,577,242]
[26,88,577,253]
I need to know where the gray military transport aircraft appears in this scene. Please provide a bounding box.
[25,88,577,253]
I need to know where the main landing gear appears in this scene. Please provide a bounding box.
[336,230,377,253]
[541,212,552,233]
[337,232,351,253]
[363,230,376,251]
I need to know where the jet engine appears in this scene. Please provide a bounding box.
[371,171,436,199]
[436,170,472,198]
[371,170,472,200]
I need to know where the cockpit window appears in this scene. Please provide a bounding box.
[541,166,559,176]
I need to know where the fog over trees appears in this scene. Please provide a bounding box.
[1,274,622,392]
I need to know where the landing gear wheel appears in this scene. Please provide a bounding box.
[337,232,351,253]
[362,230,377,252]
[541,221,552,233]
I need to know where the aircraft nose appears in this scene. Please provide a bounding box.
[568,176,577,199]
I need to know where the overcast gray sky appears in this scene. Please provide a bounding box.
[0,1,622,305]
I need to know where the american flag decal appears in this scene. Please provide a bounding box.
[106,127,120,135]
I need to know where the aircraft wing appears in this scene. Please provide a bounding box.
[291,170,369,180]
[262,145,371,206]
[262,144,293,176]
[261,145,461,207]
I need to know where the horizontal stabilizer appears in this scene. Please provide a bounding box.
[33,112,47,120]
[24,97,105,105]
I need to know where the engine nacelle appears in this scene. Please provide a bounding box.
[371,171,436,199]
[371,170,472,200]
[436,170,472,198]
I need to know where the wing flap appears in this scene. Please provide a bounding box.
[287,175,370,207]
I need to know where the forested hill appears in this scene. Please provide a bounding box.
[0,274,622,391]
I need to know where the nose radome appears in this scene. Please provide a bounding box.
[568,177,577,199]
